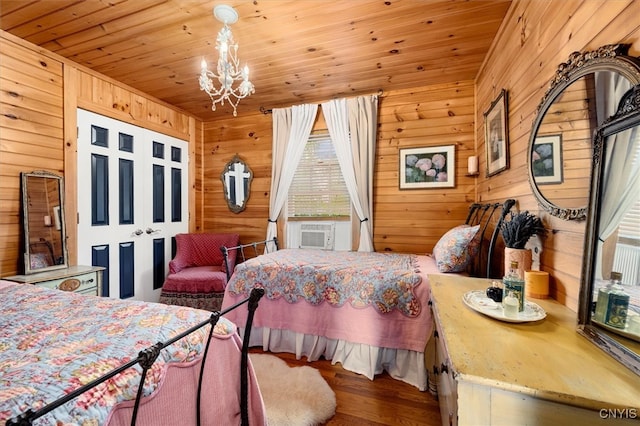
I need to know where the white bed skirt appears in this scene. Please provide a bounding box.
[238,326,430,391]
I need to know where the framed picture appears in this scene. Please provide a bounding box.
[399,145,455,189]
[532,134,563,184]
[484,89,509,177]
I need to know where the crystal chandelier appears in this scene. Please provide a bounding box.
[199,5,254,116]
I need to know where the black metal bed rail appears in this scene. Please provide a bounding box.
[221,237,279,281]
[6,287,265,426]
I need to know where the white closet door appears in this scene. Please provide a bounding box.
[77,109,188,301]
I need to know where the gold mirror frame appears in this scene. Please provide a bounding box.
[527,44,640,220]
[21,170,68,274]
[220,154,253,214]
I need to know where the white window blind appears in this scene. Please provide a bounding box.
[287,133,351,217]
[618,199,640,241]
[617,133,640,242]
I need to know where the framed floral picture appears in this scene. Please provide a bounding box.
[399,145,455,189]
[484,89,509,177]
[532,134,563,184]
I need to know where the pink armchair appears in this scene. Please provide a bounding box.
[159,233,240,311]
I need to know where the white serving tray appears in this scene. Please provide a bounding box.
[462,290,546,323]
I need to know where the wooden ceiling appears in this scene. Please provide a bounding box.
[0,0,512,121]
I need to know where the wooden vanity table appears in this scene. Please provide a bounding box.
[429,274,640,426]
[3,265,104,296]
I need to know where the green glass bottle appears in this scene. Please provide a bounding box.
[593,271,620,323]
[605,272,629,329]
[503,261,525,312]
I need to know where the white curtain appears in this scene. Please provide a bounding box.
[322,94,378,251]
[599,126,640,240]
[594,73,637,280]
[266,104,318,246]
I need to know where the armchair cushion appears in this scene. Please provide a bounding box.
[169,233,240,274]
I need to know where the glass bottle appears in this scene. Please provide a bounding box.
[593,271,620,323]
[503,291,519,318]
[605,272,629,329]
[503,261,525,312]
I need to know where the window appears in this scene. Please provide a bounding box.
[287,133,351,217]
[617,135,640,245]
[618,198,640,244]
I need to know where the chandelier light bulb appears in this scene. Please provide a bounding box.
[198,5,254,117]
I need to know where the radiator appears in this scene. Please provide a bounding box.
[612,243,640,286]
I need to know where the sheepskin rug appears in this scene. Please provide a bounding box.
[249,353,337,426]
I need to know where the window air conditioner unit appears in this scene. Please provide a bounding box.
[299,223,335,250]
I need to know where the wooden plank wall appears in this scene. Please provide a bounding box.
[203,111,274,246]
[0,30,199,276]
[202,80,477,255]
[475,0,640,310]
[0,35,63,276]
[375,81,477,252]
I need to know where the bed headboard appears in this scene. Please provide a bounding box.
[221,237,279,281]
[465,199,516,279]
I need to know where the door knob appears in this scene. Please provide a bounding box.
[146,228,160,235]
[133,229,144,236]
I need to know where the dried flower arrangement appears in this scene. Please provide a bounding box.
[501,211,546,249]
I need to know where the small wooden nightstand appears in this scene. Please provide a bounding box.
[3,265,105,296]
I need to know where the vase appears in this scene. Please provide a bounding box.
[504,247,532,278]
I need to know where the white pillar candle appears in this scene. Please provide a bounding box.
[468,155,478,174]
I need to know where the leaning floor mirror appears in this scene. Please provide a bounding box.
[21,170,69,274]
[579,84,640,376]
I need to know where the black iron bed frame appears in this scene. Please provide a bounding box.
[221,237,279,282]
[5,287,265,426]
[465,198,516,278]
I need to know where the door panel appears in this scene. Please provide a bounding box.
[77,109,188,301]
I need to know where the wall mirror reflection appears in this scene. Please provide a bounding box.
[579,84,640,376]
[21,170,68,274]
[528,44,640,221]
[221,154,253,213]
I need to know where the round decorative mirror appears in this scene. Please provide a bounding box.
[528,44,640,220]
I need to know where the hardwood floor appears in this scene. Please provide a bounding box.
[249,349,442,425]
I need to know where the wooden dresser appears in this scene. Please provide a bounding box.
[429,274,640,426]
[3,265,105,296]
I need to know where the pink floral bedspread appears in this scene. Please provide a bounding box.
[0,282,233,425]
[227,249,423,317]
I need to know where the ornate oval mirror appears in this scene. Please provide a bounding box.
[579,84,640,376]
[528,44,640,220]
[221,154,253,213]
[21,170,69,274]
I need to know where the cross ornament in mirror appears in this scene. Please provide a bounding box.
[221,154,253,213]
